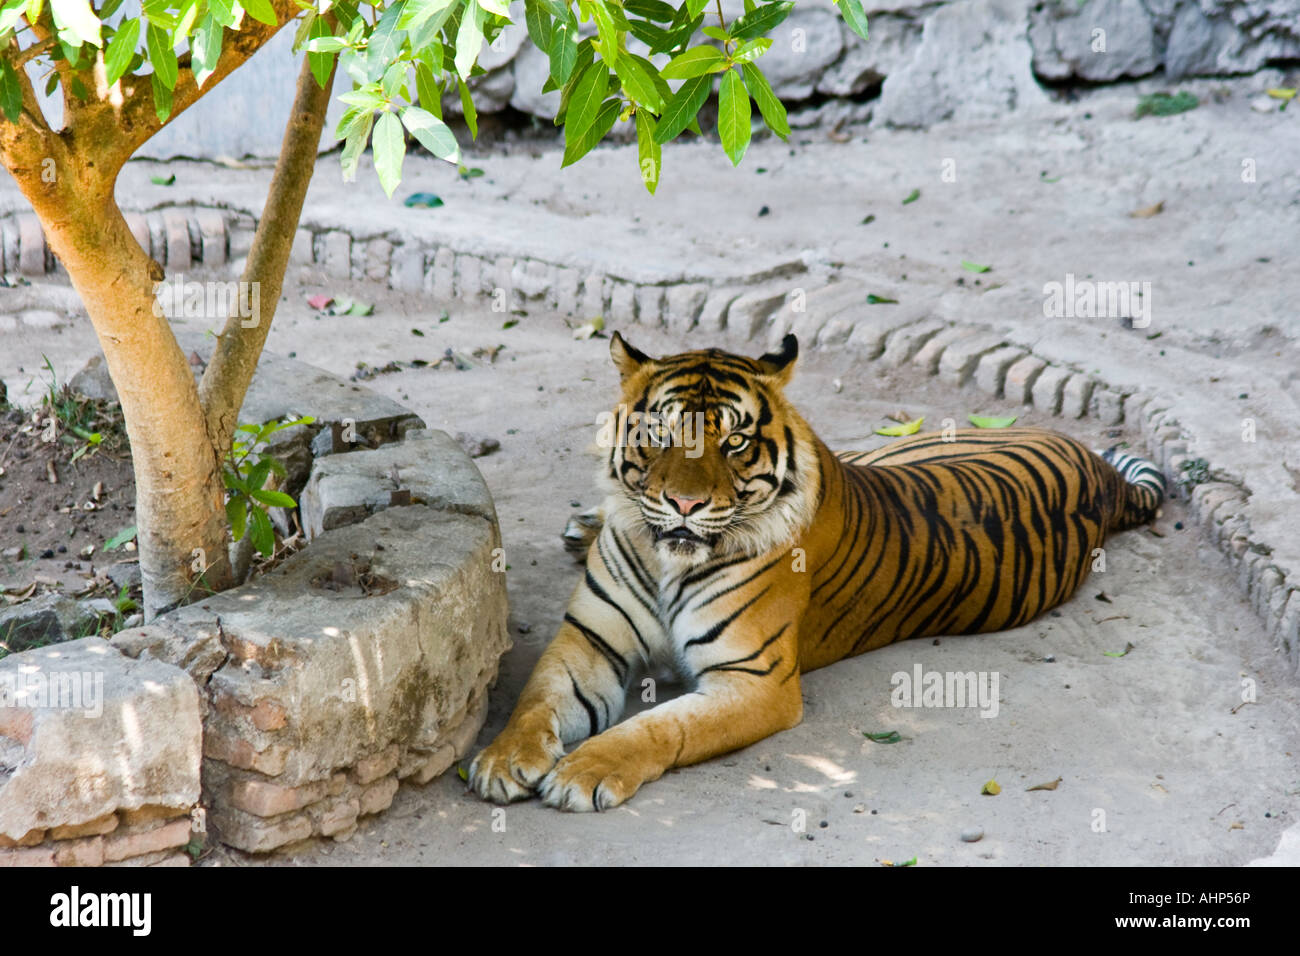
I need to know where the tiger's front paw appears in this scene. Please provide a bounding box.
[537,738,655,812]
[467,723,564,804]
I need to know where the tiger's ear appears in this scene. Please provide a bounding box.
[610,331,652,382]
[757,334,798,387]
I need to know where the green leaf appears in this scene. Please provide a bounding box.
[414,61,442,117]
[635,108,660,194]
[367,0,405,82]
[548,12,580,86]
[458,76,478,138]
[741,62,787,138]
[478,0,510,15]
[653,73,708,144]
[834,0,869,41]
[561,96,619,167]
[625,0,675,20]
[151,70,172,120]
[613,52,663,112]
[248,507,275,557]
[701,25,728,42]
[1134,90,1197,118]
[1103,642,1135,658]
[251,489,297,508]
[226,497,247,542]
[103,524,138,551]
[240,0,277,26]
[455,0,485,79]
[902,188,920,204]
[51,0,102,47]
[717,69,751,166]
[145,23,178,90]
[864,730,902,744]
[380,61,408,99]
[0,2,26,35]
[246,457,272,492]
[400,0,456,31]
[191,15,222,88]
[960,260,991,273]
[866,293,897,304]
[967,414,1017,429]
[524,0,552,51]
[874,416,923,436]
[151,173,175,185]
[402,105,460,162]
[372,110,406,198]
[306,15,335,89]
[731,0,793,40]
[0,57,21,123]
[306,34,348,53]
[564,60,609,145]
[208,0,236,27]
[340,110,373,180]
[404,191,444,207]
[731,37,771,64]
[588,0,618,54]
[661,45,726,79]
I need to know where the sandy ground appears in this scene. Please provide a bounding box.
[168,290,1294,867]
[3,77,1298,865]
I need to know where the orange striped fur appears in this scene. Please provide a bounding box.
[469,334,1163,810]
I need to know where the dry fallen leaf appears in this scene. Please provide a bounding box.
[1027,777,1063,792]
[1129,200,1165,218]
[1229,821,1244,831]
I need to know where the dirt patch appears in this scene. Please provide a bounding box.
[0,382,140,611]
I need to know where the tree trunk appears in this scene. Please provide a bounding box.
[5,30,336,619]
[30,189,234,617]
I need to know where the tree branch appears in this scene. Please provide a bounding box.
[0,34,58,180]
[70,0,300,180]
[198,49,338,454]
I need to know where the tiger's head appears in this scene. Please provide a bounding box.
[597,332,820,566]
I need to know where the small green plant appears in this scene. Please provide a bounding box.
[1135,91,1198,119]
[223,417,314,558]
[34,355,122,461]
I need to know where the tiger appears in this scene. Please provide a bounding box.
[468,332,1165,811]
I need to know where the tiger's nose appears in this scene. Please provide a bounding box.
[666,493,708,516]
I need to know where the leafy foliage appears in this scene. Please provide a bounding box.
[223,416,313,558]
[1,0,870,191]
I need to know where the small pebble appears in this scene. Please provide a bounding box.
[570,500,581,508]
[1043,654,1056,663]
[1174,521,1183,530]
[853,804,866,813]
[40,549,54,559]
[516,623,532,635]
[960,828,984,843]
[871,809,878,815]
[758,205,770,217]
[819,820,828,829]
[805,834,814,841]
[15,524,24,533]
[844,791,853,798]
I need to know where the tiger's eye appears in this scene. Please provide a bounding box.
[727,434,747,448]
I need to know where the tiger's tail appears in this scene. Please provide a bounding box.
[1098,446,1166,529]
